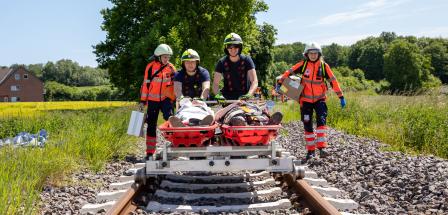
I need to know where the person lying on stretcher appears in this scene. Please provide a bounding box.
[168,97,214,127]
[169,98,283,127]
[214,101,283,126]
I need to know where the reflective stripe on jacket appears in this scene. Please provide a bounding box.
[140,61,176,102]
[280,60,343,103]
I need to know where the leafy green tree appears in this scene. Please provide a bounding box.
[41,59,109,86]
[384,39,433,92]
[42,62,58,82]
[379,31,397,44]
[27,64,44,79]
[423,40,448,83]
[273,42,305,64]
[251,23,277,90]
[94,0,268,99]
[322,43,349,67]
[55,59,79,85]
[348,37,385,81]
[270,61,290,77]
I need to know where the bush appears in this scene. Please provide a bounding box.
[384,39,433,92]
[45,82,122,101]
[332,66,382,92]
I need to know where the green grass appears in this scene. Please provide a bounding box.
[2,94,447,213]
[275,91,448,158]
[0,104,139,214]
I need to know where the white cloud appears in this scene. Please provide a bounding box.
[316,0,408,26]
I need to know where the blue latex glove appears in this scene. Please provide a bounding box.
[340,96,346,108]
[239,93,253,100]
[275,84,282,93]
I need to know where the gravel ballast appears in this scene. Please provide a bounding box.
[278,121,448,215]
[40,122,448,215]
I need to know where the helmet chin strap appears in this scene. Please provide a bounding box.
[186,68,197,76]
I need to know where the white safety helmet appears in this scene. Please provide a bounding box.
[303,42,322,58]
[154,44,173,56]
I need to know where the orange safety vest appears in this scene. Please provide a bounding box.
[280,60,343,103]
[140,61,176,102]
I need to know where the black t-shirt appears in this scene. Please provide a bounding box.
[215,54,255,100]
[174,66,210,98]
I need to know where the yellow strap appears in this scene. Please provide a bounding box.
[240,106,252,113]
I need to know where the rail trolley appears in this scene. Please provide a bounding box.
[135,100,304,183]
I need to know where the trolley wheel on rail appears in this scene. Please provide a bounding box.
[293,163,305,180]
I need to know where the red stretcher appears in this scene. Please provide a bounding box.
[159,121,218,147]
[220,124,282,146]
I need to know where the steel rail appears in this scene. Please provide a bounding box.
[106,183,141,215]
[283,173,341,215]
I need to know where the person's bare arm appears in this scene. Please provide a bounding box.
[214,102,240,122]
[174,81,183,99]
[201,81,210,99]
[212,72,223,95]
[247,69,258,95]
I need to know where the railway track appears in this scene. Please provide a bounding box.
[81,163,359,215]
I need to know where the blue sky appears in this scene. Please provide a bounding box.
[1,0,447,67]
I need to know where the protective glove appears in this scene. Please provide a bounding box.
[239,93,253,100]
[214,93,225,103]
[177,95,185,101]
[275,84,282,93]
[339,96,346,108]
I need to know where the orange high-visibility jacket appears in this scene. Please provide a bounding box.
[140,61,176,102]
[280,60,343,103]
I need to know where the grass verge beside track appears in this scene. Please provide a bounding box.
[0,102,138,214]
[275,91,448,158]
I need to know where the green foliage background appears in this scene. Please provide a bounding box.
[95,0,270,99]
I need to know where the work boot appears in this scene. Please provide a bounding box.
[230,116,247,126]
[169,116,186,127]
[268,112,283,125]
[199,115,214,126]
[302,150,315,164]
[319,148,329,158]
[189,118,200,126]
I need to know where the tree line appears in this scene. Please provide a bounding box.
[273,32,447,92]
[11,59,110,87]
[95,1,446,99]
[6,60,121,101]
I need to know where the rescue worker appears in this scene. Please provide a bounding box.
[212,33,258,101]
[139,44,176,160]
[174,49,210,100]
[277,42,346,162]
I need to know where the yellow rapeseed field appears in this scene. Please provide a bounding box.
[0,101,133,117]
